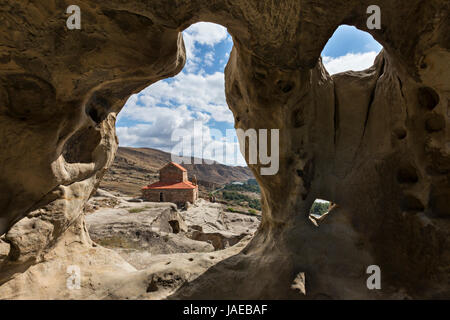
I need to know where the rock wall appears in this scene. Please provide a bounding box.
[0,0,449,299]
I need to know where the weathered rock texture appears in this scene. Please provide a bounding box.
[86,201,214,260]
[84,195,259,271]
[0,0,449,299]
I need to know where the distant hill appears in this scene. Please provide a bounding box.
[99,147,253,196]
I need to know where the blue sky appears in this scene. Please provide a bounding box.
[116,24,382,166]
[322,25,382,57]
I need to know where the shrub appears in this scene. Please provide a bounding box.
[223,180,260,193]
[248,199,261,210]
[309,201,329,216]
[128,207,147,213]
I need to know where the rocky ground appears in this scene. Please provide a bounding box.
[85,189,260,271]
[0,186,262,300]
[0,190,260,299]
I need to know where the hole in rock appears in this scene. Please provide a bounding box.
[418,87,439,110]
[277,80,294,93]
[308,199,333,226]
[321,25,383,75]
[85,93,110,124]
[63,125,102,164]
[393,127,407,140]
[168,220,180,234]
[146,278,158,293]
[85,23,262,278]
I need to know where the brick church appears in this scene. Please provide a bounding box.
[142,162,198,206]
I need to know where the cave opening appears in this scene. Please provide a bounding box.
[308,199,334,226]
[321,25,383,75]
[84,22,262,272]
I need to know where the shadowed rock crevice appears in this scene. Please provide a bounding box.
[418,87,440,110]
[63,126,102,164]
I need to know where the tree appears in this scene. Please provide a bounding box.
[310,201,329,216]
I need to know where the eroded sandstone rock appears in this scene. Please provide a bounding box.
[0,0,449,299]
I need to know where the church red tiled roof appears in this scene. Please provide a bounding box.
[142,180,196,190]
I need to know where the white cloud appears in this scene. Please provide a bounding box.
[117,105,201,148]
[117,116,246,166]
[119,71,233,123]
[182,23,229,72]
[182,32,202,73]
[204,51,215,67]
[322,51,378,75]
[184,22,228,47]
[116,22,244,166]
[116,69,241,165]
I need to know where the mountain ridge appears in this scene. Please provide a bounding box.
[99,147,253,195]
